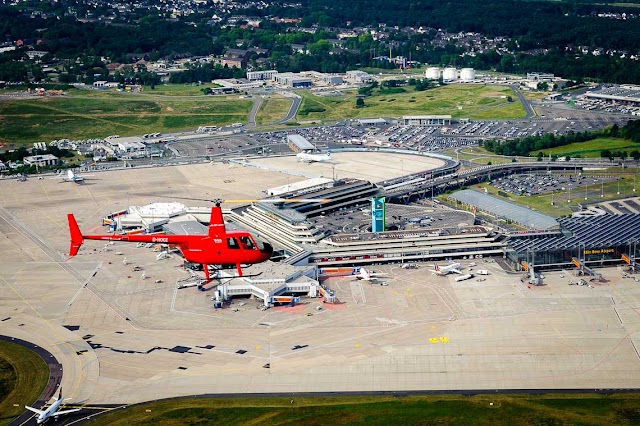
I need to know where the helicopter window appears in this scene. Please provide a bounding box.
[239,236,255,250]
[227,237,240,249]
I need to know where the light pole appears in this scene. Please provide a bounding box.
[601,181,604,198]
[585,183,588,200]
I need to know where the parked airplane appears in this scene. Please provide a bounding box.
[354,267,387,281]
[25,388,80,424]
[59,169,89,183]
[297,151,331,163]
[429,262,463,276]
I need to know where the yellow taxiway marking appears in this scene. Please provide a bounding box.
[355,343,361,348]
[429,337,439,344]
[256,345,262,349]
[440,337,449,343]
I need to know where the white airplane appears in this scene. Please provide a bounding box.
[296,151,331,163]
[354,267,387,281]
[25,388,81,424]
[59,169,86,183]
[429,262,463,276]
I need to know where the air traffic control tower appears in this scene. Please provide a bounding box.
[371,196,386,232]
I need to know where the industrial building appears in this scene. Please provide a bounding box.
[23,154,58,167]
[403,115,452,126]
[345,70,373,83]
[112,136,148,159]
[246,70,278,81]
[286,134,316,152]
[582,86,640,106]
[212,78,262,90]
[274,73,313,88]
[527,72,555,82]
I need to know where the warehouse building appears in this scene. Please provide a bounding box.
[274,73,313,88]
[23,154,58,167]
[403,115,452,126]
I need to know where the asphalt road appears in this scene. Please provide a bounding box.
[511,85,535,118]
[246,96,263,129]
[276,93,302,124]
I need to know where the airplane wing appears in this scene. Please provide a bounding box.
[54,408,82,416]
[451,269,462,274]
[25,406,45,415]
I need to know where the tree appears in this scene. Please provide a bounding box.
[610,123,619,137]
[356,97,365,108]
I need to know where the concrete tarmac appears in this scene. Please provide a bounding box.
[1,154,640,405]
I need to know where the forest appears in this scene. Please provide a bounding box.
[2,1,640,83]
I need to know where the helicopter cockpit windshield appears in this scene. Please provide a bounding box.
[252,234,273,254]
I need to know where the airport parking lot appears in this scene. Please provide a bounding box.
[490,172,619,196]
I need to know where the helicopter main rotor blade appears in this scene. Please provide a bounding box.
[153,195,330,204]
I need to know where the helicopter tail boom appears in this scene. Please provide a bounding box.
[67,214,84,257]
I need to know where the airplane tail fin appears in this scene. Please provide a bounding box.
[67,215,84,256]
[208,206,226,237]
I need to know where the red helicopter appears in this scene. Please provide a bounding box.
[67,198,325,278]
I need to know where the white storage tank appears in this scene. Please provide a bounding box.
[443,67,458,81]
[425,67,441,80]
[460,68,476,81]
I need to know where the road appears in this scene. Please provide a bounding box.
[275,93,302,124]
[511,85,535,118]
[246,96,263,129]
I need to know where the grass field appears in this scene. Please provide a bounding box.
[255,96,293,125]
[0,341,49,426]
[0,88,252,146]
[295,84,526,122]
[533,137,640,158]
[89,393,640,425]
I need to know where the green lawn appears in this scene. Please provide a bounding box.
[88,393,640,426]
[0,91,252,146]
[255,96,293,125]
[534,137,640,158]
[0,341,49,426]
[295,84,525,122]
